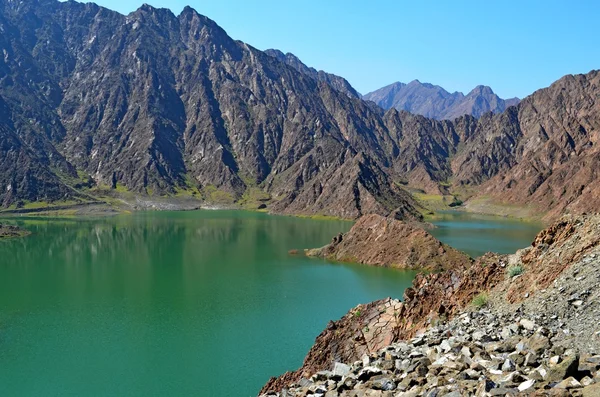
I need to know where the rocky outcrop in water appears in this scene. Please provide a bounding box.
[363,80,520,120]
[261,215,600,395]
[0,224,30,238]
[306,214,471,271]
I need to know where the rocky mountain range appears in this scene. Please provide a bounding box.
[0,0,598,221]
[363,80,520,120]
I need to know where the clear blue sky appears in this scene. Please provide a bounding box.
[82,0,599,99]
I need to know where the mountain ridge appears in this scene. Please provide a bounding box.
[363,80,520,120]
[263,49,361,99]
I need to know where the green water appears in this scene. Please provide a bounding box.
[429,211,543,258]
[0,211,416,397]
[0,210,542,396]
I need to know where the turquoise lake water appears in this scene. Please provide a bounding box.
[0,210,541,396]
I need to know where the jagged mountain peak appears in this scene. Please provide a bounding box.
[467,84,495,96]
[364,80,519,120]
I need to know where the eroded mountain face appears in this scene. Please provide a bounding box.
[0,0,598,220]
[0,0,420,218]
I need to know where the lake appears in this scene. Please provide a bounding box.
[0,210,541,396]
[428,211,542,258]
[0,211,413,397]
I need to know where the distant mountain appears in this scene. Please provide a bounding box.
[264,49,360,99]
[363,80,520,120]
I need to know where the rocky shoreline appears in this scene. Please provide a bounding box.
[260,215,600,396]
[260,308,600,396]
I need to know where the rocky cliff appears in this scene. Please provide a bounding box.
[260,214,600,396]
[306,214,471,271]
[363,80,520,120]
[460,71,600,220]
[264,49,360,99]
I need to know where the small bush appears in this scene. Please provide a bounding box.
[472,292,489,308]
[448,198,464,207]
[508,265,525,278]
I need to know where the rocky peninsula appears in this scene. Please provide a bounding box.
[306,214,471,272]
[260,215,600,396]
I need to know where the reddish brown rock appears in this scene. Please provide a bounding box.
[454,71,600,220]
[506,215,600,303]
[260,298,402,394]
[306,214,472,271]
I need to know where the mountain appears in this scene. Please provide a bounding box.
[0,0,598,221]
[454,70,600,219]
[363,80,520,120]
[264,49,360,99]
[0,0,419,220]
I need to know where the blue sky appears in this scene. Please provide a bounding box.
[85,0,599,99]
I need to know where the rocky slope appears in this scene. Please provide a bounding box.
[264,49,360,99]
[459,71,600,220]
[260,215,600,396]
[261,309,600,396]
[305,214,471,271]
[363,80,520,120]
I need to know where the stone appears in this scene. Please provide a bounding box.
[520,319,536,331]
[440,340,452,353]
[582,383,600,397]
[313,371,332,382]
[460,346,472,358]
[489,387,517,396]
[554,376,582,389]
[528,335,551,355]
[472,331,487,342]
[524,352,539,367]
[518,379,535,391]
[547,354,579,382]
[502,359,516,372]
[362,354,371,367]
[580,376,594,386]
[357,367,382,382]
[333,362,351,378]
[369,377,396,391]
